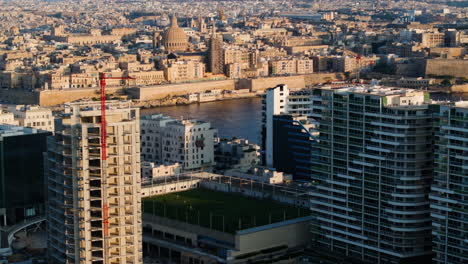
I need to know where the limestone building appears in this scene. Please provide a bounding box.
[46,101,142,264]
[162,59,205,83]
[269,58,314,76]
[0,112,18,126]
[420,32,446,48]
[7,105,54,132]
[208,26,224,75]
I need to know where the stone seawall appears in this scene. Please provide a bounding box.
[0,89,37,105]
[128,80,235,101]
[235,73,344,92]
[426,59,468,78]
[303,72,344,85]
[451,84,468,93]
[244,76,306,91]
[1,73,345,106]
[37,87,123,106]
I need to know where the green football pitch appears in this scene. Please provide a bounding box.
[142,187,307,234]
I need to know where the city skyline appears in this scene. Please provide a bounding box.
[0,0,466,263]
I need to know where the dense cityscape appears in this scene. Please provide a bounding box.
[0,0,467,263]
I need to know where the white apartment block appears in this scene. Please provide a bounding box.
[141,114,217,171]
[3,105,54,132]
[225,167,291,184]
[46,101,142,264]
[0,112,18,125]
[141,162,182,182]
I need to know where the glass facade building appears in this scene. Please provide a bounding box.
[0,125,50,226]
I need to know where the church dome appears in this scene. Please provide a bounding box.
[9,26,20,35]
[163,16,188,52]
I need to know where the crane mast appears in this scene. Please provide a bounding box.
[98,72,134,264]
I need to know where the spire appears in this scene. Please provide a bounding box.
[211,23,216,36]
[171,15,178,27]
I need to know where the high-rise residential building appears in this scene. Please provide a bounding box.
[262,85,323,167]
[208,26,224,74]
[263,85,436,263]
[309,87,434,263]
[271,114,319,180]
[140,114,217,171]
[430,102,468,264]
[0,125,50,226]
[262,84,289,167]
[46,101,142,264]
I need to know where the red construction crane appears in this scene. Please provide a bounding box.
[99,72,135,263]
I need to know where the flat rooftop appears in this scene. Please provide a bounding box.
[142,114,209,126]
[333,85,423,97]
[142,188,307,234]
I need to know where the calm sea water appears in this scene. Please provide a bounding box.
[141,97,263,144]
[140,93,468,145]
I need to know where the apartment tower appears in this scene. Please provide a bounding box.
[262,84,467,263]
[309,87,434,263]
[430,102,468,264]
[47,101,142,264]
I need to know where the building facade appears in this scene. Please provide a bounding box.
[262,84,289,167]
[208,27,224,75]
[141,162,182,183]
[214,138,260,172]
[163,59,205,83]
[0,125,50,226]
[46,101,142,264]
[271,114,319,180]
[430,102,468,264]
[8,105,54,132]
[269,58,314,76]
[141,114,217,172]
[308,87,434,264]
[263,85,437,263]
